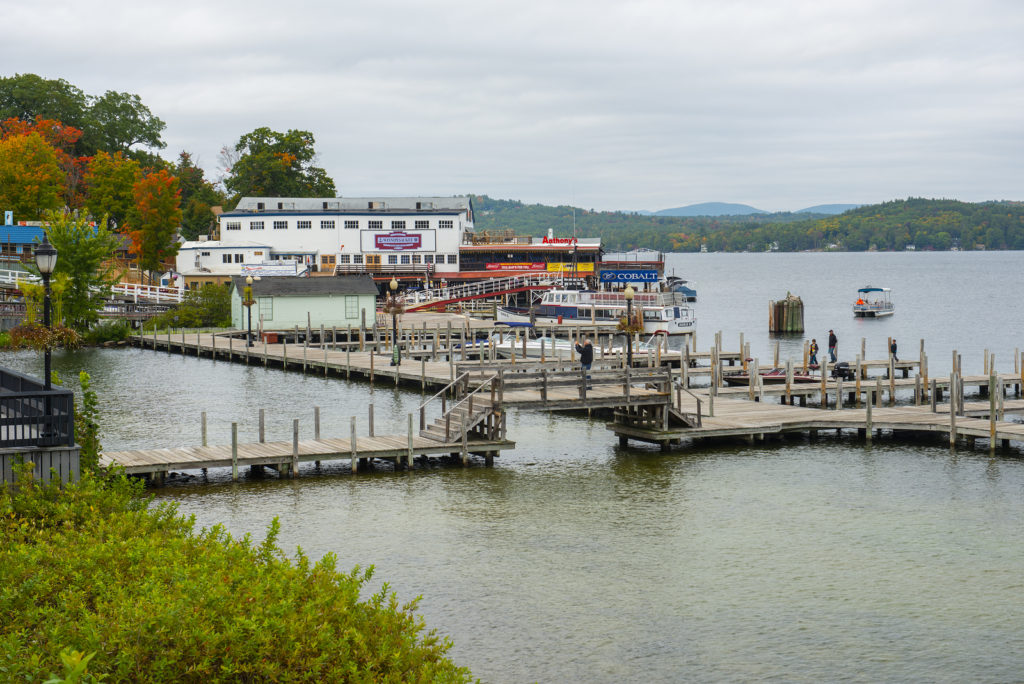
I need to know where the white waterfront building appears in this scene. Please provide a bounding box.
[179,196,474,287]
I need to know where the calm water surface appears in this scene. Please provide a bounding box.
[4,251,1024,682]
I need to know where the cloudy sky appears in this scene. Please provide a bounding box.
[6,0,1024,212]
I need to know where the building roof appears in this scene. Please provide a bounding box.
[180,240,272,250]
[231,275,378,297]
[0,225,45,244]
[230,196,472,213]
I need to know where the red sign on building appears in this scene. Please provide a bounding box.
[374,232,422,250]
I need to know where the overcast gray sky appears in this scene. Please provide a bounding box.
[5,0,1024,212]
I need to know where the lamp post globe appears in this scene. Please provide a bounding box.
[34,236,57,390]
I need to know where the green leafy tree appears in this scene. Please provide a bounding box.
[0,74,88,133]
[128,169,181,282]
[38,210,121,330]
[223,127,336,201]
[83,151,141,229]
[174,151,226,239]
[0,133,65,219]
[81,90,166,154]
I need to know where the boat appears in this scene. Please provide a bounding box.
[722,368,821,386]
[663,275,697,301]
[853,287,894,318]
[496,288,696,336]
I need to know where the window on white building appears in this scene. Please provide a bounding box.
[321,220,335,230]
[273,221,288,230]
[353,254,364,264]
[344,220,359,230]
[222,254,231,263]
[297,220,312,230]
[368,220,383,230]
[387,255,398,264]
[225,221,241,231]
[424,255,433,264]
[415,220,429,230]
[234,254,244,263]
[338,254,350,264]
[345,295,359,318]
[391,220,406,230]
[400,254,410,264]
[412,254,421,264]
[250,221,264,230]
[439,220,454,229]
[447,254,458,264]
[201,251,211,257]
[258,297,273,321]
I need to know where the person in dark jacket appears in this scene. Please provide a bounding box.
[828,330,838,363]
[575,337,594,388]
[890,338,898,362]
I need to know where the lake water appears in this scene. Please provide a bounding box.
[3,251,1024,682]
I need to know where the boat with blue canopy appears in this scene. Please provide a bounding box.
[853,286,894,317]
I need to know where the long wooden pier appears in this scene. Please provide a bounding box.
[111,324,1024,484]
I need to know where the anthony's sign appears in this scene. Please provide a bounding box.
[599,269,659,282]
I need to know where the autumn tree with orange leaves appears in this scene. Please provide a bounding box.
[128,169,181,283]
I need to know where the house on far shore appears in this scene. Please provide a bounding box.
[229,275,378,331]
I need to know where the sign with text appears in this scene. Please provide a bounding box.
[485,262,546,271]
[546,262,594,273]
[599,269,659,282]
[360,230,435,252]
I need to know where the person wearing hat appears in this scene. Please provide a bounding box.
[828,329,838,363]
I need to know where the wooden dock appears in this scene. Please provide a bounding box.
[113,326,1024,484]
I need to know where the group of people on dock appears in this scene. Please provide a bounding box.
[808,330,897,367]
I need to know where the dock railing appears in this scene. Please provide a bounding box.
[0,366,75,448]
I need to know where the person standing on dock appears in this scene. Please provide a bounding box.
[575,337,594,389]
[809,339,819,367]
[890,338,898,362]
[828,330,838,363]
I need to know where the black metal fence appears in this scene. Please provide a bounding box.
[0,366,75,448]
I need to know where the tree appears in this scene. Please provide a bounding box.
[223,127,335,200]
[40,210,122,330]
[128,169,181,282]
[84,151,141,229]
[0,74,88,132]
[0,133,65,220]
[82,90,166,154]
[174,151,226,240]
[0,116,88,207]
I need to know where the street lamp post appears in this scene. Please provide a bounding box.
[243,275,256,346]
[34,236,58,390]
[386,277,404,366]
[624,284,635,367]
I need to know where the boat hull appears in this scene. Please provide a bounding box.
[496,307,695,336]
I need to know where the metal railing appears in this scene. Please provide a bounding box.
[110,282,185,303]
[404,272,556,310]
[0,366,75,448]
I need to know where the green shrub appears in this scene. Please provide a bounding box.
[0,471,471,682]
[144,284,232,331]
[81,319,132,345]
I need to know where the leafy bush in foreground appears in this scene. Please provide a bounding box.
[0,471,471,682]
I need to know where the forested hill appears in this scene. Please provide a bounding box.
[470,195,1024,252]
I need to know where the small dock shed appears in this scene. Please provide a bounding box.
[230,275,378,329]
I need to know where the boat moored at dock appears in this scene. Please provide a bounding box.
[496,288,696,336]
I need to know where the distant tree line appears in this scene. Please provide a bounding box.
[471,195,1024,252]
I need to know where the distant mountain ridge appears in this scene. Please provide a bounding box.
[641,202,861,216]
[654,202,767,217]
[796,203,862,215]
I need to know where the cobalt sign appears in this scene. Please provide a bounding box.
[600,269,659,282]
